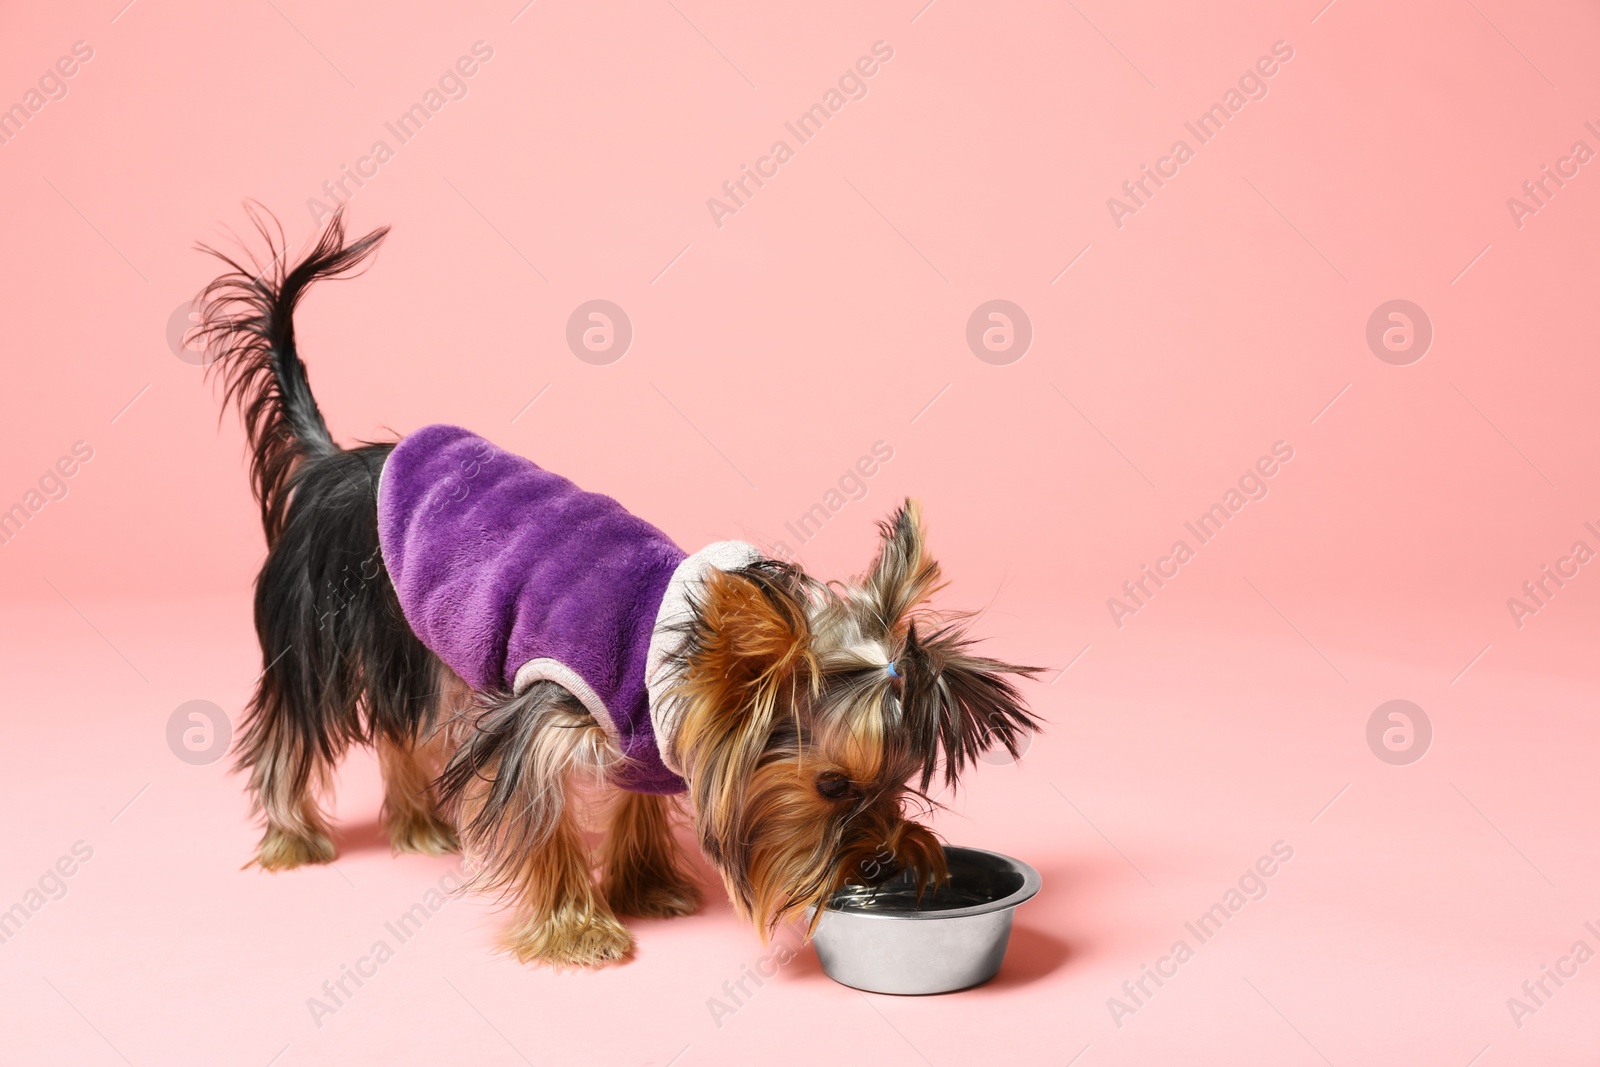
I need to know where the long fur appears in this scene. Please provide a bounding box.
[435,681,614,901]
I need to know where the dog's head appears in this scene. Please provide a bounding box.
[666,499,1040,934]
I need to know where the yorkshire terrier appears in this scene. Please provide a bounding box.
[196,209,1040,968]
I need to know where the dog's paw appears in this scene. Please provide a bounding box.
[387,811,460,856]
[252,826,336,871]
[604,875,703,919]
[506,910,635,969]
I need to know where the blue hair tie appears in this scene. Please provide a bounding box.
[885,662,900,678]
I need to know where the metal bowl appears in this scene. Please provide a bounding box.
[807,845,1041,995]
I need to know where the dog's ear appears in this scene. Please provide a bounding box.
[681,563,811,712]
[672,563,812,777]
[897,620,1042,791]
[861,499,944,637]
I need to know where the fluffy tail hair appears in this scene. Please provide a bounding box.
[196,206,390,544]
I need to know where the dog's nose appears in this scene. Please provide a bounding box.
[863,856,902,885]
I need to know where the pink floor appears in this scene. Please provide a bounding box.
[4,0,1600,1063]
[5,598,1599,1065]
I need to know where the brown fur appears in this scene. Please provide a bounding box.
[601,792,703,919]
[378,732,458,856]
[499,794,634,967]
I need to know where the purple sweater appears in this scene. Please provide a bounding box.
[377,424,690,794]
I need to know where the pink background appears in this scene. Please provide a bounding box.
[3,0,1599,1063]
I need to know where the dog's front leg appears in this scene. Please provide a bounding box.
[601,791,702,919]
[438,681,635,967]
[500,789,633,967]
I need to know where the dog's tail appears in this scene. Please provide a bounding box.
[196,206,389,544]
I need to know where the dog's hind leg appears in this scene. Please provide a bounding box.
[241,707,338,870]
[600,792,702,919]
[379,727,459,856]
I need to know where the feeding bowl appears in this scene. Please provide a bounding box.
[807,845,1040,995]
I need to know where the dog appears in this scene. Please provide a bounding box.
[196,209,1041,967]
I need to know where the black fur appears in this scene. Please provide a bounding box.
[197,206,388,544]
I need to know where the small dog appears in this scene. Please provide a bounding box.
[197,210,1040,967]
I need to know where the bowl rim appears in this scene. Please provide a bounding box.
[819,844,1041,922]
